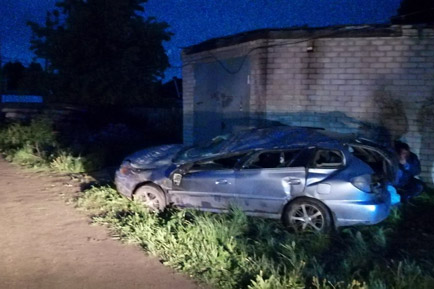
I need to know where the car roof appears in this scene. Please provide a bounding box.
[217,126,345,153]
[175,126,348,164]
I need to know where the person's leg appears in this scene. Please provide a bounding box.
[397,186,411,202]
[401,178,425,200]
[412,178,425,197]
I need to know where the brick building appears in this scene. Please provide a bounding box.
[181,24,434,185]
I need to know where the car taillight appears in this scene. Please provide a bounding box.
[351,174,372,193]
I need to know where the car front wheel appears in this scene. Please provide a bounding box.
[283,198,332,233]
[133,184,166,212]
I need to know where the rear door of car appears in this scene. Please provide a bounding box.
[304,148,360,201]
[306,148,345,185]
[232,149,307,216]
[168,153,247,212]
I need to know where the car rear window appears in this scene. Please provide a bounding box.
[311,149,344,168]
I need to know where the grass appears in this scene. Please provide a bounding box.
[76,186,434,289]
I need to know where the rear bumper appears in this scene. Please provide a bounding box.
[325,196,391,227]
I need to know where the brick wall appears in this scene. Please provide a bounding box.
[182,40,268,144]
[182,25,434,185]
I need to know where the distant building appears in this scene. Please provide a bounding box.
[1,94,43,104]
[181,24,434,185]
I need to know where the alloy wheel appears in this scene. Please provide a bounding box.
[289,203,325,232]
[134,185,166,212]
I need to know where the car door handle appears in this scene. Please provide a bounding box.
[215,179,229,185]
[286,178,301,185]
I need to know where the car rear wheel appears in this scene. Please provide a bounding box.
[283,198,332,233]
[133,185,166,212]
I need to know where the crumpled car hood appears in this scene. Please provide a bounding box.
[125,144,184,168]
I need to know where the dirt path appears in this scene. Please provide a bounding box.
[0,158,202,289]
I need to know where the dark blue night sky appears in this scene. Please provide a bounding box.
[0,0,402,79]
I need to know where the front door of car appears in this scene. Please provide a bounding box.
[169,170,236,211]
[233,150,307,215]
[168,153,246,212]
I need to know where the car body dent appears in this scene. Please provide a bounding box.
[232,166,305,215]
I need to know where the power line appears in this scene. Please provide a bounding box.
[391,7,434,21]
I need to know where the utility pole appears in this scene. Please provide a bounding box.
[0,40,2,94]
[0,40,3,99]
[0,40,3,107]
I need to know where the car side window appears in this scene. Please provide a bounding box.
[243,150,301,169]
[311,149,344,168]
[290,148,313,167]
[190,153,247,171]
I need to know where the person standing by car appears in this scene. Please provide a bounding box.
[394,141,425,201]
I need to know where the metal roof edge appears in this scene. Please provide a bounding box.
[183,23,434,55]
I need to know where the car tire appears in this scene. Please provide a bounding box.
[283,198,332,233]
[133,184,166,212]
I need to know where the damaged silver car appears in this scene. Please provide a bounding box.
[115,127,398,232]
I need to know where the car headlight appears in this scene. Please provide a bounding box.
[119,160,132,175]
[119,160,155,175]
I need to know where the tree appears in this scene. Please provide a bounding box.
[20,62,49,95]
[28,0,172,105]
[392,0,434,24]
[2,62,25,91]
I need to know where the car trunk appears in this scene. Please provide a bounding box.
[349,144,397,184]
[348,144,398,185]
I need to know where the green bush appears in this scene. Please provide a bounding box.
[0,122,31,149]
[0,117,57,169]
[0,117,56,157]
[0,118,104,172]
[27,117,57,157]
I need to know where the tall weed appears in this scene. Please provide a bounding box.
[248,270,304,289]
[8,145,47,168]
[50,151,85,173]
[311,277,366,289]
